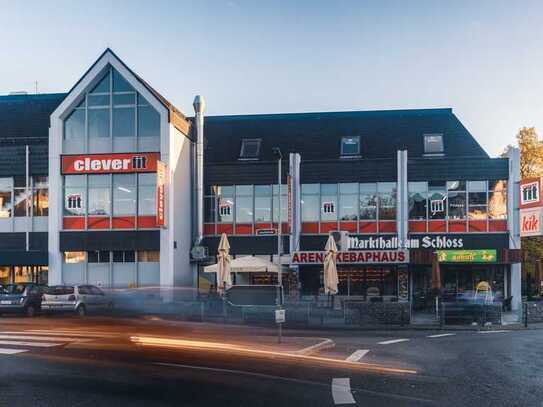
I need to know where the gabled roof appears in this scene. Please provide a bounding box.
[55,48,190,135]
[0,93,65,145]
[203,108,489,162]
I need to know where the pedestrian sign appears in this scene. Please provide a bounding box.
[275,309,285,323]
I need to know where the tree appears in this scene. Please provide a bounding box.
[505,127,543,297]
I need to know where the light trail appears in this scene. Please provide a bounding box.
[130,336,417,375]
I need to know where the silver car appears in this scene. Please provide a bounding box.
[42,285,113,316]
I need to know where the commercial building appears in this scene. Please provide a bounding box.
[0,49,522,313]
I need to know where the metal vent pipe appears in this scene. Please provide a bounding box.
[193,95,206,244]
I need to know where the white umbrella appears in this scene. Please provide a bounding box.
[204,256,279,274]
[323,235,339,295]
[216,233,232,293]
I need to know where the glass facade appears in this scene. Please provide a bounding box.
[62,65,160,153]
[0,176,48,218]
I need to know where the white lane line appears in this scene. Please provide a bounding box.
[0,335,89,342]
[345,349,369,362]
[378,338,410,345]
[0,340,64,348]
[0,348,28,355]
[427,333,456,338]
[14,330,114,338]
[331,378,356,405]
[478,330,510,334]
[295,338,335,355]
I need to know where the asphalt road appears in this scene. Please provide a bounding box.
[0,315,542,407]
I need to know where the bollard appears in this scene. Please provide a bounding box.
[439,301,445,328]
[524,302,528,328]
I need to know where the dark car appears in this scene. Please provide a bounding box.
[0,283,44,317]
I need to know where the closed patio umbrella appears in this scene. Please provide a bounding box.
[323,235,339,295]
[216,233,232,294]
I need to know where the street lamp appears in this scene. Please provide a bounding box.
[272,147,283,289]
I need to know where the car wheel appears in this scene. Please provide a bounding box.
[76,305,86,317]
[26,305,36,318]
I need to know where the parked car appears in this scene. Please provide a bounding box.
[0,283,44,317]
[42,285,113,316]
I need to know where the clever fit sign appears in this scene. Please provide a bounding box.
[62,153,160,174]
[520,177,543,237]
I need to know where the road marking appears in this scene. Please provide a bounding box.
[345,349,369,362]
[0,348,28,355]
[427,333,456,338]
[331,378,356,405]
[295,338,335,355]
[15,330,115,338]
[0,335,89,342]
[478,330,510,334]
[0,340,64,348]
[378,338,410,345]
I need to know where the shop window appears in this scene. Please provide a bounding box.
[0,177,12,218]
[378,182,396,220]
[301,184,320,222]
[239,139,261,160]
[113,174,136,216]
[64,251,86,264]
[341,136,360,156]
[320,184,338,222]
[359,183,377,220]
[235,185,253,223]
[88,175,111,216]
[408,182,427,220]
[448,191,466,219]
[272,184,288,223]
[113,250,135,263]
[138,251,160,262]
[428,182,446,220]
[88,250,110,263]
[254,185,272,222]
[137,173,156,216]
[423,134,444,154]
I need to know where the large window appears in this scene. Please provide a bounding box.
[32,176,48,216]
[138,173,156,216]
[88,175,110,216]
[339,183,358,220]
[447,181,466,219]
[301,184,319,222]
[235,185,253,223]
[13,176,30,217]
[254,185,272,222]
[217,186,234,223]
[408,182,427,220]
[272,184,287,223]
[63,66,161,152]
[359,183,377,220]
[378,182,396,220]
[113,174,136,216]
[0,178,12,218]
[468,181,487,220]
[320,184,338,222]
[428,182,446,220]
[488,180,507,219]
[64,175,86,216]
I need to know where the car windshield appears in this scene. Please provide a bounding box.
[0,284,26,295]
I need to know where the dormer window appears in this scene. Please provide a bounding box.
[239,138,261,160]
[424,134,444,154]
[341,136,360,156]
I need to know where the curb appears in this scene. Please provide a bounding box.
[293,338,335,356]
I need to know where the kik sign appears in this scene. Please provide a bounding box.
[520,207,542,237]
[62,152,159,174]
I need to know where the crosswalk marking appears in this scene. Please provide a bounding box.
[345,349,369,362]
[331,378,356,405]
[378,338,410,345]
[0,348,28,355]
[427,333,456,338]
[478,330,510,334]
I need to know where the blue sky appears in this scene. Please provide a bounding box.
[1,0,542,156]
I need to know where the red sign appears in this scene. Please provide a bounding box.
[291,250,409,264]
[156,161,167,227]
[62,152,160,174]
[520,207,542,237]
[520,177,542,209]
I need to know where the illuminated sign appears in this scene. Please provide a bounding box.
[347,235,464,250]
[436,250,497,263]
[291,250,409,264]
[62,152,159,174]
[156,160,167,227]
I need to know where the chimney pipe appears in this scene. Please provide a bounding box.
[193,95,206,244]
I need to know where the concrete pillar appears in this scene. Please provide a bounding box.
[506,147,521,312]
